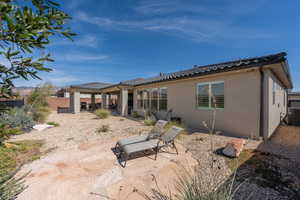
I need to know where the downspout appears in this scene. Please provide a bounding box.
[259,67,265,139]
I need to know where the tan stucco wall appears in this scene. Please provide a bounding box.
[263,69,287,139]
[135,69,262,139]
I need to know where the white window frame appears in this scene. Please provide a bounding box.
[159,87,168,111]
[138,87,168,111]
[196,81,224,110]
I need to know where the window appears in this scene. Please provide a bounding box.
[137,91,143,109]
[143,90,150,110]
[137,87,168,111]
[150,88,158,111]
[197,81,224,109]
[273,82,276,105]
[159,87,168,111]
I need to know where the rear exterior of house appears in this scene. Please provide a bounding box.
[68,52,293,140]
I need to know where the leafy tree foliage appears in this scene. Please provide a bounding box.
[0,0,75,98]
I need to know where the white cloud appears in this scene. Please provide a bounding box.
[53,51,109,62]
[134,0,214,15]
[14,69,80,87]
[75,11,276,43]
[53,34,102,48]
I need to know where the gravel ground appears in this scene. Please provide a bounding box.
[10,112,300,199]
[10,111,152,152]
[182,126,300,200]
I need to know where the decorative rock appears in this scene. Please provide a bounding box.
[33,124,54,131]
[222,139,246,158]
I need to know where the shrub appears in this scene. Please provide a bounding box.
[141,166,236,200]
[32,106,50,123]
[0,124,21,144]
[47,122,60,127]
[26,83,53,108]
[0,169,28,200]
[94,109,111,119]
[144,119,156,126]
[96,125,110,133]
[132,111,140,118]
[0,107,34,131]
[26,83,53,123]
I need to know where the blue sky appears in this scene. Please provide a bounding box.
[14,0,300,91]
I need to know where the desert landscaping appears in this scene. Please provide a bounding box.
[3,111,298,200]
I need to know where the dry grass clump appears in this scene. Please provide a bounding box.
[94,109,111,119]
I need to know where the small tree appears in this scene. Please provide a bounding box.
[0,0,75,98]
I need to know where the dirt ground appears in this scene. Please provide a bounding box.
[10,112,300,200]
[11,112,197,200]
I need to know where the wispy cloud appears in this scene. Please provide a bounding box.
[134,0,214,15]
[14,69,80,87]
[53,34,102,48]
[75,10,276,43]
[55,52,109,62]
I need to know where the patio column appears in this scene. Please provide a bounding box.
[70,91,80,114]
[101,93,109,109]
[120,89,128,116]
[91,93,96,110]
[133,89,138,111]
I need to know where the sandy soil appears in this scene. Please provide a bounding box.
[10,112,300,200]
[11,112,197,200]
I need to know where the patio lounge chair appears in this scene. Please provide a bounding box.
[115,120,168,149]
[119,126,183,167]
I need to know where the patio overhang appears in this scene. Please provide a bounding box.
[67,82,132,116]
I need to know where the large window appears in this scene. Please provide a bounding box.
[159,87,168,111]
[197,81,224,109]
[137,87,168,111]
[143,89,150,110]
[137,91,143,109]
[150,88,158,111]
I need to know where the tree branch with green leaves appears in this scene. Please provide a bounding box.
[0,0,75,98]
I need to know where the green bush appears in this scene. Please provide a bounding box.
[144,119,156,126]
[47,122,60,127]
[0,107,34,131]
[132,111,140,118]
[32,106,50,123]
[94,109,111,119]
[0,169,27,200]
[141,167,235,200]
[26,83,53,123]
[26,83,52,108]
[0,124,21,144]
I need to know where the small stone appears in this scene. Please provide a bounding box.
[222,139,245,158]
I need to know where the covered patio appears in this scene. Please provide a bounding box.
[68,82,136,116]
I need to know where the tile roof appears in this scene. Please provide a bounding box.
[71,52,292,91]
[134,52,289,86]
[70,82,112,90]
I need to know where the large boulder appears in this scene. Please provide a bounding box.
[222,139,246,158]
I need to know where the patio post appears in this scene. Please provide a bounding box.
[120,89,128,116]
[133,89,138,111]
[70,91,80,113]
[91,93,96,110]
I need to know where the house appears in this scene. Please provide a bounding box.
[68,52,293,140]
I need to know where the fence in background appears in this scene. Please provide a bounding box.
[0,99,24,108]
